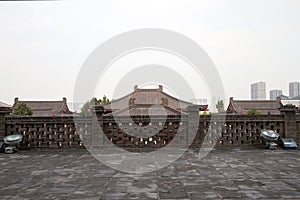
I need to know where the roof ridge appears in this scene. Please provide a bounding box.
[18,100,63,103]
[234,100,279,102]
[136,88,159,91]
[230,99,240,113]
[158,90,194,105]
[108,91,134,104]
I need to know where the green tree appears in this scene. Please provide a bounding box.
[80,96,110,115]
[101,95,109,104]
[246,109,261,115]
[200,111,210,116]
[80,102,91,116]
[216,100,225,113]
[13,103,33,116]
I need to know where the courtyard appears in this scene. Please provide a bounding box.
[0,148,299,200]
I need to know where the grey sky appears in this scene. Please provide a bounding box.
[1,0,300,106]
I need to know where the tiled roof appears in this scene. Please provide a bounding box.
[227,97,282,115]
[103,85,198,114]
[0,101,10,108]
[105,104,187,117]
[12,97,72,117]
[0,101,11,114]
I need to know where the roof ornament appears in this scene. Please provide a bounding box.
[161,97,168,106]
[129,97,136,106]
[158,85,163,91]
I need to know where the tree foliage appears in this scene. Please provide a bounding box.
[80,96,110,115]
[200,111,210,116]
[246,109,261,115]
[13,103,33,116]
[216,100,225,113]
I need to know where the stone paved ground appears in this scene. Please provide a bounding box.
[0,148,299,199]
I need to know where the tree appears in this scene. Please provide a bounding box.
[13,103,33,116]
[80,96,110,115]
[216,100,225,113]
[246,109,261,115]
[101,95,109,104]
[200,111,210,116]
[80,102,91,116]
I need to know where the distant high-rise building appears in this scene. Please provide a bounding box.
[289,82,300,98]
[251,81,266,100]
[269,90,282,100]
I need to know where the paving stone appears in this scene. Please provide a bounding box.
[0,148,299,199]
[129,192,158,199]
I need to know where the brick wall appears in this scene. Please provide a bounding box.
[2,105,299,149]
[101,115,187,149]
[296,114,300,145]
[0,107,11,140]
[195,115,285,148]
[4,116,90,148]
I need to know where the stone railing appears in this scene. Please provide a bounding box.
[0,105,299,149]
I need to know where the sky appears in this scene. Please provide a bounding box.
[1,0,300,109]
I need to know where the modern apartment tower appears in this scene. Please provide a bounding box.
[251,81,266,100]
[289,82,300,98]
[269,89,282,100]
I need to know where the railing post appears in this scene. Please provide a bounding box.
[92,106,105,146]
[279,105,297,142]
[0,105,11,140]
[187,105,200,148]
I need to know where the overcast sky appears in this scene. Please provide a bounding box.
[1,0,300,107]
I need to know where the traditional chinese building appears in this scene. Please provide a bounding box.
[12,97,73,117]
[0,101,11,112]
[101,85,208,116]
[226,97,282,115]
